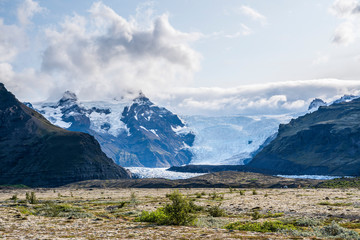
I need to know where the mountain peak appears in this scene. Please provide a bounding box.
[0,83,19,110]
[133,91,151,105]
[308,98,326,111]
[58,91,78,106]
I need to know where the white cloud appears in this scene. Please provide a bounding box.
[154,79,360,116]
[17,0,43,26]
[333,21,356,45]
[330,0,359,17]
[37,1,202,101]
[330,0,360,45]
[239,5,267,25]
[0,19,25,62]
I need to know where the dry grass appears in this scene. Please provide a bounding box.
[0,187,359,239]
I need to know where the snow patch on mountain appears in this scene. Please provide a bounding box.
[82,100,131,136]
[332,94,358,104]
[37,103,73,129]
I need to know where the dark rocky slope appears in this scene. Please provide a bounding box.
[0,83,131,187]
[248,97,360,176]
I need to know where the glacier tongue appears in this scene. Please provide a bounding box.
[183,115,291,165]
[126,167,206,179]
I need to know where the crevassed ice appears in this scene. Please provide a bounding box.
[183,115,287,165]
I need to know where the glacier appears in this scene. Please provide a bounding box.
[183,114,293,165]
[126,167,206,179]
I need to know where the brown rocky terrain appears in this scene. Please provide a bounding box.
[1,186,360,239]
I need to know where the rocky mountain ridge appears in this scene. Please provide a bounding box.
[0,83,131,187]
[248,96,360,176]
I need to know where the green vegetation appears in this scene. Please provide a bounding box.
[294,217,321,227]
[195,192,202,198]
[16,201,92,218]
[195,217,230,228]
[319,221,359,239]
[340,222,360,229]
[318,177,360,188]
[130,192,138,208]
[226,219,360,239]
[207,204,226,217]
[9,194,18,203]
[250,210,283,220]
[225,220,296,232]
[318,201,352,207]
[35,202,92,218]
[137,190,201,226]
[25,192,37,204]
[136,208,169,225]
[239,190,245,196]
[208,191,224,201]
[252,189,257,195]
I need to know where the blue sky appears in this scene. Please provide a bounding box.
[1,0,360,115]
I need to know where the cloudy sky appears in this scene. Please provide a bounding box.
[1,0,360,115]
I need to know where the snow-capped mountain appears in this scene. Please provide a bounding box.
[33,91,195,168]
[118,93,195,167]
[308,98,326,112]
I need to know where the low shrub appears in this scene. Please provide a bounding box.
[225,220,296,232]
[281,221,360,240]
[207,205,225,217]
[137,208,168,225]
[136,190,200,226]
[10,194,18,203]
[26,192,38,204]
[318,201,352,207]
[16,202,92,218]
[195,216,229,228]
[320,221,360,239]
[35,202,92,218]
[294,217,321,227]
[251,210,283,220]
[209,192,224,201]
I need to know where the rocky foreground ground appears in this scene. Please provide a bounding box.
[1,187,360,239]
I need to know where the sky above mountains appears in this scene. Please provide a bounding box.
[1,0,360,115]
